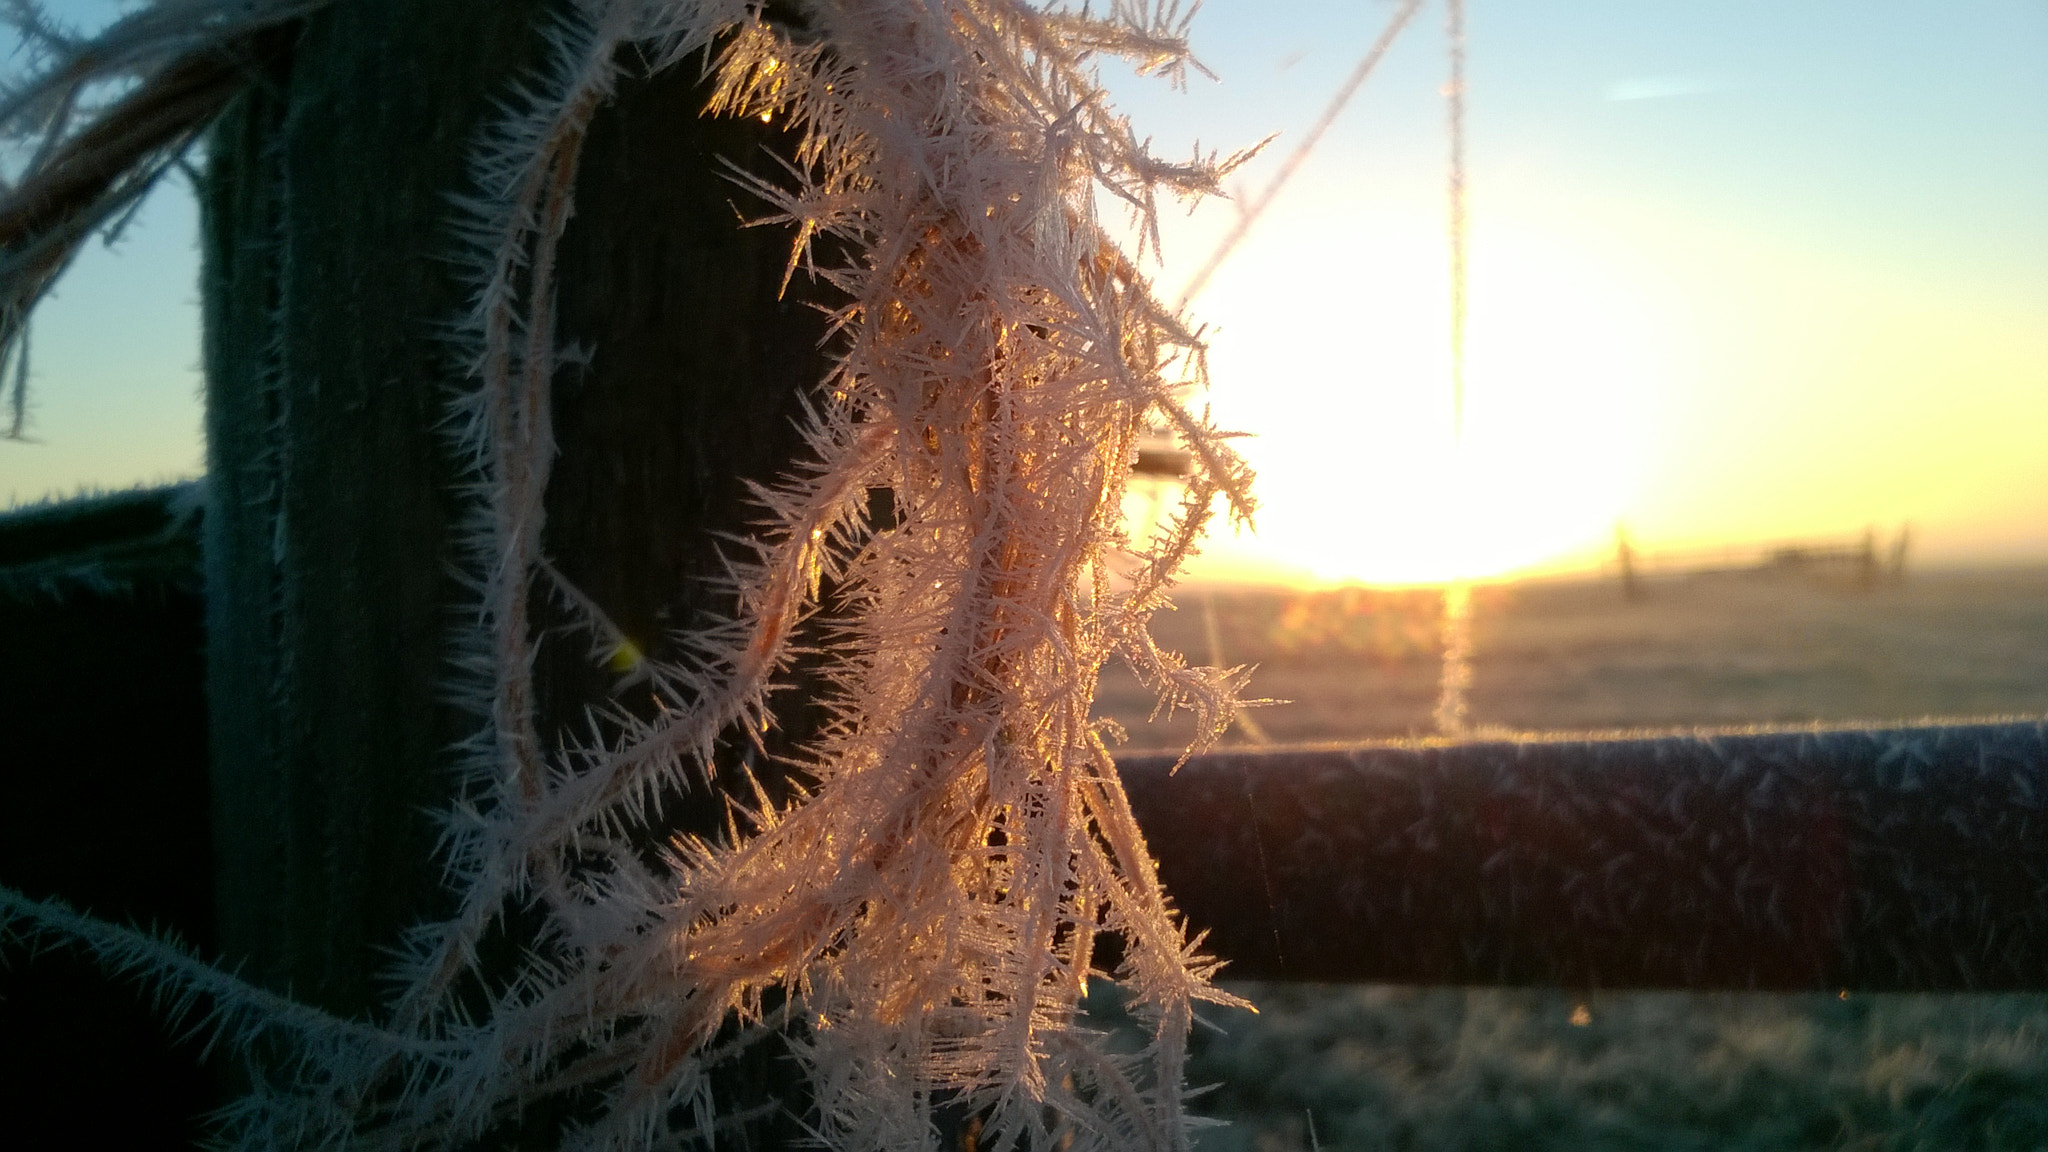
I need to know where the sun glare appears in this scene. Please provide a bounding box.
[1168,218,1678,588]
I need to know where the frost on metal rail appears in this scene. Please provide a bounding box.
[1122,722,2048,992]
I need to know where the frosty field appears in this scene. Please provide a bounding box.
[1092,565,2048,1150]
[1100,566,2048,747]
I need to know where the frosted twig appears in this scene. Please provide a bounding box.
[2,3,1264,1147]
[0,1,323,428]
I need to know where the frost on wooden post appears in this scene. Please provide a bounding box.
[0,1,1260,1148]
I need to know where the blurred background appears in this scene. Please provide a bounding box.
[1105,0,2048,587]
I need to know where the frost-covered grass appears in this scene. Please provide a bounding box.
[1170,983,2048,1152]
[1097,567,2048,747]
[1089,568,2048,1149]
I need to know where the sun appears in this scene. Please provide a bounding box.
[1164,220,1683,588]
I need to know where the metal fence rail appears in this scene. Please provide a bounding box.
[1122,723,2048,992]
[7,489,2046,995]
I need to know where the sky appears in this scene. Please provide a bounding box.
[3,1,2046,587]
[1106,0,2048,584]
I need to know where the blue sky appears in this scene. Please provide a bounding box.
[5,1,2046,583]
[1,0,207,507]
[1103,0,2048,581]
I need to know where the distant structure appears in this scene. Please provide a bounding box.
[1130,425,1193,478]
[1612,523,1911,596]
[1615,525,1643,601]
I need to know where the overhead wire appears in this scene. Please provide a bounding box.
[1173,0,1424,312]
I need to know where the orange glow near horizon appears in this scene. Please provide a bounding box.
[1133,180,2048,590]
[1152,211,1679,588]
[1084,3,2048,591]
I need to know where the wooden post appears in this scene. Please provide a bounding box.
[200,2,833,1141]
[201,0,554,1017]
[0,489,215,1146]
[1615,524,1642,601]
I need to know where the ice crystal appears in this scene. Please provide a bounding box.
[0,1,1260,1147]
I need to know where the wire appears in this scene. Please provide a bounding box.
[1173,0,1426,312]
[1445,0,1469,440]
[1437,0,1475,738]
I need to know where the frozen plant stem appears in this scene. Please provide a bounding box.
[0,1,1261,1149]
